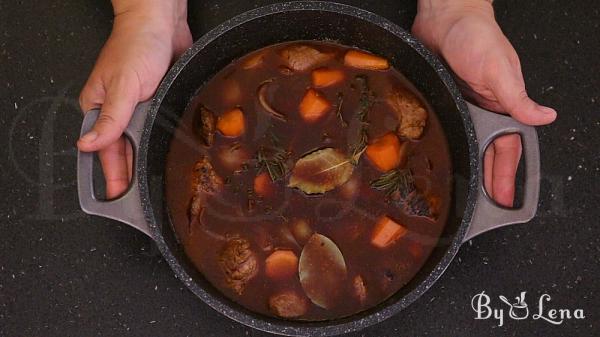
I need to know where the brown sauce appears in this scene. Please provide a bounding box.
[165,41,452,320]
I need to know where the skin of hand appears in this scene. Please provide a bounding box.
[413,0,557,207]
[77,0,192,199]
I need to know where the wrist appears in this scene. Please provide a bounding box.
[418,0,493,13]
[414,0,494,53]
[112,0,187,36]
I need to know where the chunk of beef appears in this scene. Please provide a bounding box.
[387,87,428,139]
[191,157,222,195]
[219,237,258,295]
[269,290,309,318]
[352,275,367,304]
[380,168,438,221]
[193,105,216,146]
[403,192,439,220]
[280,45,333,72]
[189,156,223,219]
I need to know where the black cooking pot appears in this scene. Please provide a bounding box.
[77,2,540,336]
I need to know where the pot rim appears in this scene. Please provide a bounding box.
[137,2,479,336]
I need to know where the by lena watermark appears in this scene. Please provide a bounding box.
[471,291,585,327]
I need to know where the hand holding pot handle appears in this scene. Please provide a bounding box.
[76,0,191,199]
[77,103,152,237]
[413,0,556,207]
[464,102,540,242]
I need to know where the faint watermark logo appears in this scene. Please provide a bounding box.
[7,85,84,221]
[471,291,585,327]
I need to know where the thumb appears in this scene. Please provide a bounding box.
[77,75,140,152]
[490,60,557,126]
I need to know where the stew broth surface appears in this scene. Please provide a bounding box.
[166,41,452,320]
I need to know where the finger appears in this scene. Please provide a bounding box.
[172,26,193,58]
[491,134,522,207]
[489,59,557,126]
[125,137,133,181]
[98,136,130,199]
[484,142,495,197]
[77,73,140,152]
[79,77,105,113]
[462,88,505,112]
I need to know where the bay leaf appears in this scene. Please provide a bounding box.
[299,233,347,309]
[288,148,354,194]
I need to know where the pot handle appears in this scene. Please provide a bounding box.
[463,102,540,242]
[77,102,152,238]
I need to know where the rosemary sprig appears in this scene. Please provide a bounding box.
[335,92,348,127]
[256,129,289,181]
[349,127,368,164]
[257,146,288,181]
[356,75,374,118]
[349,75,375,164]
[370,168,415,197]
[372,168,435,220]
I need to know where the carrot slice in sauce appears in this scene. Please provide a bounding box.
[265,250,299,279]
[299,88,331,123]
[253,172,273,197]
[371,216,407,248]
[217,108,245,137]
[344,50,389,70]
[365,132,403,172]
[312,68,345,87]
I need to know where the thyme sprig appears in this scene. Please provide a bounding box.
[349,75,375,164]
[256,129,289,181]
[335,92,348,128]
[370,168,415,198]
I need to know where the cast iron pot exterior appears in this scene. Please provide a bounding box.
[77,2,540,336]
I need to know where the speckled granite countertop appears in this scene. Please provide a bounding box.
[0,1,598,336]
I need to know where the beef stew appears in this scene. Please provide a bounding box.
[165,41,452,320]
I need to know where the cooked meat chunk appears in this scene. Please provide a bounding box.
[352,275,367,304]
[194,105,216,146]
[402,192,439,220]
[269,290,309,318]
[191,157,222,195]
[189,156,223,219]
[280,45,333,72]
[387,87,428,139]
[189,193,204,222]
[219,238,258,295]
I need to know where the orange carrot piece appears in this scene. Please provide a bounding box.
[371,216,407,248]
[265,250,298,279]
[344,50,389,70]
[299,88,331,123]
[365,132,403,172]
[253,172,273,197]
[217,108,245,137]
[311,68,345,87]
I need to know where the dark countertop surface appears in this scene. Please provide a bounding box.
[1,1,598,336]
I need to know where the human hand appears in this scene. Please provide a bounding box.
[77,0,192,198]
[413,0,556,206]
